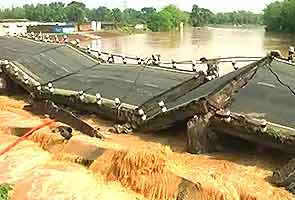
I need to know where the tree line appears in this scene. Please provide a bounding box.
[263,0,295,33]
[0,1,263,32]
[190,5,263,27]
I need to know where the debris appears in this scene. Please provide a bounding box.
[24,100,104,139]
[53,126,73,140]
[113,123,133,134]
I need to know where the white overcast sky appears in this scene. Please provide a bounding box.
[0,0,278,13]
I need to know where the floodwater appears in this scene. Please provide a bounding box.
[87,26,295,62]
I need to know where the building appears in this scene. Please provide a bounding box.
[57,25,75,34]
[0,19,115,36]
[0,19,30,36]
[0,19,74,35]
[28,23,75,34]
[77,21,115,32]
[101,22,116,30]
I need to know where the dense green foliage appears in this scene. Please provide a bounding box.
[0,2,189,31]
[0,1,263,32]
[147,5,189,31]
[263,0,295,32]
[213,11,263,25]
[191,5,263,27]
[191,5,214,27]
[0,183,12,200]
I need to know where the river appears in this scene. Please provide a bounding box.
[86,26,295,63]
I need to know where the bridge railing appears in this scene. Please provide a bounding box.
[16,32,263,77]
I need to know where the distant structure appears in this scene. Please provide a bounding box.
[0,19,116,35]
[27,23,73,34]
[0,19,73,35]
[0,19,30,36]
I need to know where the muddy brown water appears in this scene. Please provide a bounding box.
[85,27,295,62]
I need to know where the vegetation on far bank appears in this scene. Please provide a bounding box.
[0,1,263,32]
[1,0,294,33]
[263,0,295,33]
[190,5,262,27]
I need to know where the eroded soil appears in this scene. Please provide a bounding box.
[0,95,294,200]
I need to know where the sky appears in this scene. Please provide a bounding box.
[0,0,277,13]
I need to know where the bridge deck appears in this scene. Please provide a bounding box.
[231,59,295,128]
[2,36,295,153]
[0,36,193,106]
[161,59,295,129]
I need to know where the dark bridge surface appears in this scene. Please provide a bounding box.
[0,36,193,105]
[231,59,295,128]
[164,59,295,129]
[1,36,295,130]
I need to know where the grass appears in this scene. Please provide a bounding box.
[0,184,12,200]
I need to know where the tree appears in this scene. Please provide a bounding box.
[22,4,35,20]
[48,2,66,22]
[34,4,50,21]
[88,7,112,22]
[148,11,173,31]
[263,0,295,32]
[146,5,187,31]
[122,8,144,25]
[191,4,214,27]
[66,1,86,23]
[161,5,188,28]
[111,8,123,25]
[0,2,265,33]
[141,7,156,20]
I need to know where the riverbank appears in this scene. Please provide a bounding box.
[0,95,294,200]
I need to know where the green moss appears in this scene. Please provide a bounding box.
[0,184,12,200]
[267,128,281,139]
[267,127,290,142]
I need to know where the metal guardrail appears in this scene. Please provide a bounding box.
[15,32,263,75]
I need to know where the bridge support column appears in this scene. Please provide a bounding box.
[186,113,217,154]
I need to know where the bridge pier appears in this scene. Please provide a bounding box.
[186,113,218,154]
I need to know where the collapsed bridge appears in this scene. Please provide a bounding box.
[1,34,295,155]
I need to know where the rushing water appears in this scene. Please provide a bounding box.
[87,26,295,62]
